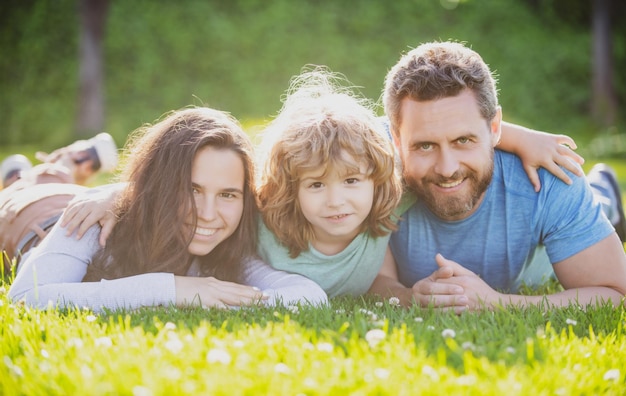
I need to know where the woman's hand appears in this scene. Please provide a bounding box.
[174,276,269,308]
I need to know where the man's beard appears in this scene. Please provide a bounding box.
[404,152,494,221]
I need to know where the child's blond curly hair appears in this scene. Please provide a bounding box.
[257,67,402,258]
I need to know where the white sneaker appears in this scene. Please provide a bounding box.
[588,163,626,242]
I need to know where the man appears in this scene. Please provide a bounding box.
[369,41,626,311]
[1,133,118,271]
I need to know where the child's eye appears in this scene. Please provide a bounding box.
[345,178,359,185]
[309,182,323,189]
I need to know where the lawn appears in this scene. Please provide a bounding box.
[1,136,625,395]
[1,288,625,395]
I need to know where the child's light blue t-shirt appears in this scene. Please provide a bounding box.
[257,219,390,298]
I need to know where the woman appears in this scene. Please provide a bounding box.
[8,107,327,312]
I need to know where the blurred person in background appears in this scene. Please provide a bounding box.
[1,132,118,271]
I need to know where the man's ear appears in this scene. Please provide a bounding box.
[491,106,503,147]
[390,124,402,153]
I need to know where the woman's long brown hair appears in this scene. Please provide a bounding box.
[83,107,258,283]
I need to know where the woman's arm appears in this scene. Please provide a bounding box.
[9,222,267,311]
[242,258,329,306]
[499,122,584,191]
[8,222,177,312]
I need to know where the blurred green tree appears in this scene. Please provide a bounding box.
[76,0,109,139]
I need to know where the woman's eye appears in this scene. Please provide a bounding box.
[192,186,200,194]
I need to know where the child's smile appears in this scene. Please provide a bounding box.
[297,154,374,255]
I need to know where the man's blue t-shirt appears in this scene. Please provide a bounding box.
[390,150,614,292]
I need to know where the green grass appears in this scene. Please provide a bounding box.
[1,287,625,395]
[2,135,624,394]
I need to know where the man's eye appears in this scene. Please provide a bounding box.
[420,143,433,151]
[458,137,469,144]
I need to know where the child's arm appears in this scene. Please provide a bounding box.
[499,122,584,192]
[60,182,125,246]
[242,258,329,307]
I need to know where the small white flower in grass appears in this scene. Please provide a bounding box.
[603,369,620,381]
[274,363,291,375]
[46,300,55,310]
[95,336,112,348]
[536,327,546,338]
[85,314,97,322]
[287,305,299,314]
[372,320,386,328]
[421,365,440,381]
[442,329,456,338]
[80,365,93,379]
[505,347,516,354]
[375,301,383,307]
[359,308,378,320]
[456,374,477,386]
[303,378,318,388]
[233,340,245,348]
[68,337,84,348]
[388,297,400,306]
[462,342,475,351]
[8,364,24,377]
[316,342,333,352]
[41,349,49,358]
[414,317,423,323]
[165,337,184,354]
[427,325,435,331]
[206,348,232,365]
[133,386,154,396]
[0,286,6,294]
[565,318,577,326]
[164,322,176,330]
[374,368,390,379]
[365,329,386,347]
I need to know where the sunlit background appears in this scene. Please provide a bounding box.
[1,0,624,163]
